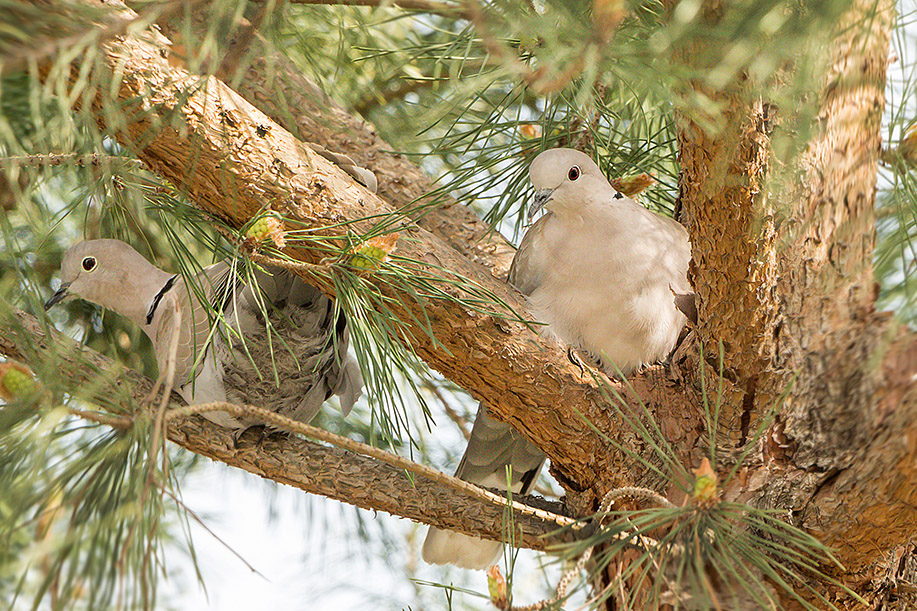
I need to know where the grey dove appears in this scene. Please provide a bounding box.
[422,148,692,569]
[45,239,363,430]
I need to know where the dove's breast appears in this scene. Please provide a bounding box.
[220,285,345,426]
[525,205,689,376]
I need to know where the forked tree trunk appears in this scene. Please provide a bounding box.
[670,0,917,606]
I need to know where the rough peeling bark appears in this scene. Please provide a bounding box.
[217,26,519,275]
[145,4,517,275]
[676,0,917,597]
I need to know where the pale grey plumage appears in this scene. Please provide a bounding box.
[422,148,692,569]
[46,239,363,430]
[308,143,378,193]
[421,406,546,569]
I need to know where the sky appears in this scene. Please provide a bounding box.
[163,416,566,610]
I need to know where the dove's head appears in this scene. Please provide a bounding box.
[527,148,612,221]
[45,240,165,320]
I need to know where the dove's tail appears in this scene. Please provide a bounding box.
[336,355,364,416]
[421,404,545,569]
[422,529,503,570]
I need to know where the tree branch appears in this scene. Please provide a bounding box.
[151,4,517,276]
[265,0,471,20]
[0,309,574,550]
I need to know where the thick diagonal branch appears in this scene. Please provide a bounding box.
[153,4,515,275]
[0,309,574,550]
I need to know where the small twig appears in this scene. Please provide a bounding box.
[505,486,673,611]
[353,68,489,114]
[597,486,676,511]
[354,76,438,115]
[66,407,133,429]
[699,556,725,611]
[0,153,144,170]
[463,0,590,95]
[210,222,336,283]
[246,250,334,278]
[596,485,684,606]
[165,401,576,530]
[268,0,471,19]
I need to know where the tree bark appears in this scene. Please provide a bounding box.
[0,309,575,549]
[675,0,917,600]
[154,2,517,275]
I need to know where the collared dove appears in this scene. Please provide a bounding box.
[422,148,692,569]
[45,239,363,430]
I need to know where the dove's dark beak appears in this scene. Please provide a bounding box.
[44,283,71,311]
[528,188,554,222]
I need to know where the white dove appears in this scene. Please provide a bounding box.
[422,148,693,569]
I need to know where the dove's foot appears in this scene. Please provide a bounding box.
[566,347,587,375]
[232,423,291,448]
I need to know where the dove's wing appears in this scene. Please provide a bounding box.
[506,215,548,296]
[218,263,363,425]
[421,406,546,568]
[423,213,551,570]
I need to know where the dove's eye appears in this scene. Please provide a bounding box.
[568,166,581,181]
[82,257,97,272]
